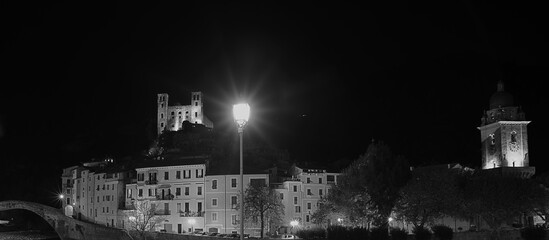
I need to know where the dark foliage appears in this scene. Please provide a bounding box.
[412,226,432,240]
[431,225,453,240]
[327,226,369,240]
[390,228,408,240]
[520,226,547,240]
[296,227,326,239]
[370,227,389,240]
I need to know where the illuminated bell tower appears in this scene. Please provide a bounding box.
[478,81,534,177]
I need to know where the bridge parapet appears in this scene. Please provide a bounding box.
[0,200,133,240]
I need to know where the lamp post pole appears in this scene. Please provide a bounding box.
[239,126,244,240]
[233,103,250,240]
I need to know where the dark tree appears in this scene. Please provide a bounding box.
[243,183,284,238]
[318,141,410,227]
[394,166,464,227]
[359,141,411,227]
[461,172,548,235]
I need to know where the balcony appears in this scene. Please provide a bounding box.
[154,210,171,215]
[145,179,158,185]
[155,194,175,201]
[179,211,205,217]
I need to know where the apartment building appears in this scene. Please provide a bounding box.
[62,159,132,228]
[273,164,340,232]
[204,173,269,235]
[124,157,207,234]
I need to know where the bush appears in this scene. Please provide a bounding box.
[296,227,326,239]
[327,225,347,240]
[520,226,547,240]
[390,228,408,240]
[370,227,389,240]
[431,225,453,240]
[327,226,368,240]
[412,226,432,240]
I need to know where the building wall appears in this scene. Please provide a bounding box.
[63,163,129,228]
[128,164,207,234]
[275,166,339,231]
[205,174,269,236]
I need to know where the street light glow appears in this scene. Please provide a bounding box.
[233,103,250,127]
[290,220,299,227]
[59,194,64,199]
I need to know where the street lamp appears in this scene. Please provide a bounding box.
[290,220,299,234]
[233,103,250,240]
[188,218,196,233]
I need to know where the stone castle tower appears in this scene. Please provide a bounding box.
[478,81,534,177]
[157,91,213,136]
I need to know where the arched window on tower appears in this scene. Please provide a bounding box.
[510,131,517,144]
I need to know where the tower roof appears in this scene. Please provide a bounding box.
[489,81,514,109]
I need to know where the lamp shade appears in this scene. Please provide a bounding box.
[233,103,250,124]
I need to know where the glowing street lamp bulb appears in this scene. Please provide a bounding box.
[188,219,196,225]
[388,217,394,222]
[337,218,342,223]
[290,220,299,227]
[233,103,250,126]
[59,194,64,199]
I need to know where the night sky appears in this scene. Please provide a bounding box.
[1,1,547,205]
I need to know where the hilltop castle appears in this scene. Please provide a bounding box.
[157,92,214,136]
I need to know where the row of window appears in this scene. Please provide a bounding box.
[159,111,199,120]
[96,184,116,191]
[130,186,204,198]
[137,169,204,182]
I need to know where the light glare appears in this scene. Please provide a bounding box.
[233,103,250,122]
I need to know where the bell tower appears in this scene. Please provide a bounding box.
[478,81,534,177]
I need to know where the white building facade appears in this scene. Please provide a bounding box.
[274,164,340,231]
[204,174,269,236]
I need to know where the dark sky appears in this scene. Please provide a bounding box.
[1,1,548,204]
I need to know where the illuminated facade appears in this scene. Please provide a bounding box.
[271,164,340,231]
[204,174,269,235]
[62,159,132,228]
[157,92,214,135]
[124,159,207,233]
[478,81,535,177]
